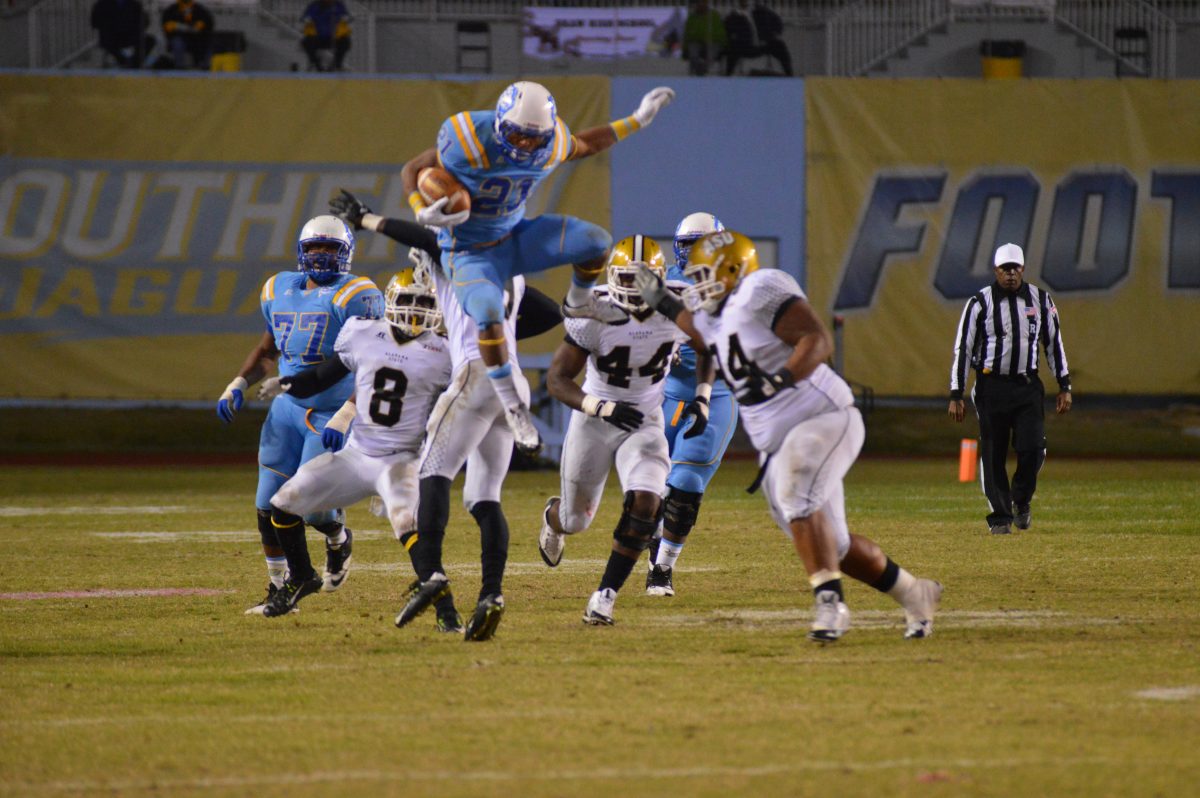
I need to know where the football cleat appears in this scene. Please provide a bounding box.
[582,588,617,626]
[394,574,451,628]
[436,606,465,634]
[244,583,296,616]
[463,594,506,642]
[903,579,943,640]
[990,523,1012,535]
[808,590,850,642]
[538,497,565,567]
[1014,504,1032,530]
[322,527,353,592]
[503,403,543,455]
[561,293,629,324]
[645,564,675,597]
[262,575,323,618]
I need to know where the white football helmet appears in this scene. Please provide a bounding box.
[607,234,666,312]
[385,262,440,337]
[297,215,355,285]
[494,81,558,166]
[673,212,725,267]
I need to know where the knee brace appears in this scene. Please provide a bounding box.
[663,487,703,540]
[257,508,279,549]
[271,506,304,533]
[613,491,660,552]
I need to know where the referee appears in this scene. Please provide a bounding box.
[949,243,1072,535]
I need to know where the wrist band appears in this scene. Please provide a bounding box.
[581,395,602,417]
[610,115,642,141]
[360,213,384,232]
[407,191,427,215]
[695,383,712,403]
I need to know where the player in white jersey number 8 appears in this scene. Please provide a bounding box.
[634,230,943,642]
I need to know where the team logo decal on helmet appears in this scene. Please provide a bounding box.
[682,230,759,314]
[297,215,355,286]
[673,211,725,268]
[607,234,666,312]
[385,259,441,337]
[494,81,558,167]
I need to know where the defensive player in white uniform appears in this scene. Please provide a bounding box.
[538,236,713,625]
[254,266,452,617]
[635,230,943,642]
[392,250,530,642]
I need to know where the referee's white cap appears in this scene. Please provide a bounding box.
[993,243,1024,267]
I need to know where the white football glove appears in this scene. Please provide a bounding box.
[632,86,675,128]
[415,196,470,229]
[257,376,288,401]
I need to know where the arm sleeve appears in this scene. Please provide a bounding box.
[281,358,351,399]
[1040,290,1070,390]
[376,218,440,259]
[949,296,980,399]
[516,286,563,340]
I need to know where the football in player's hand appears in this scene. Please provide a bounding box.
[417,167,471,214]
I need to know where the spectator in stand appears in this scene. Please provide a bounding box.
[723,0,760,76]
[91,0,154,68]
[301,0,352,72]
[161,0,213,69]
[683,0,726,76]
[751,0,794,76]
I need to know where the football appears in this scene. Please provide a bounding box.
[417,167,471,214]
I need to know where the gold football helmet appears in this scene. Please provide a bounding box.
[682,230,759,313]
[606,234,666,311]
[385,263,440,337]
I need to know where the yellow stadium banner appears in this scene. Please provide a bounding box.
[0,75,611,401]
[807,79,1200,396]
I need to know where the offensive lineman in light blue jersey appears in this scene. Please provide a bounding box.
[216,215,384,616]
[400,81,675,454]
[646,212,741,598]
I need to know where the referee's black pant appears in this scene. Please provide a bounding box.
[971,373,1047,528]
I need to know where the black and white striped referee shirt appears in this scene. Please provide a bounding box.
[949,282,1070,399]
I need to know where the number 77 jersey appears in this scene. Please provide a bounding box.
[564,287,691,412]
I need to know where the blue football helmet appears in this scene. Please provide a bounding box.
[297,215,355,285]
[494,81,557,167]
[673,212,725,267]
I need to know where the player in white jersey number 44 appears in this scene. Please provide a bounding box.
[539,235,714,625]
[634,230,943,642]
[256,264,453,618]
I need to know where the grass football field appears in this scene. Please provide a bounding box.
[1,458,1198,797]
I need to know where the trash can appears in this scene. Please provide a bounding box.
[980,40,1025,79]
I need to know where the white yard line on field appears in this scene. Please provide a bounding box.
[648,608,1122,631]
[0,506,190,517]
[13,756,1115,793]
[91,530,395,543]
[1134,686,1200,701]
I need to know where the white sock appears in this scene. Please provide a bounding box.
[487,362,522,408]
[328,528,348,547]
[655,538,684,570]
[885,567,917,608]
[565,278,594,308]
[266,556,288,589]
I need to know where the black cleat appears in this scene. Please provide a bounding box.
[463,594,505,642]
[436,606,464,634]
[262,575,323,617]
[1014,505,1032,530]
[322,528,353,592]
[245,583,290,616]
[990,523,1013,535]
[394,576,451,628]
[645,564,675,597]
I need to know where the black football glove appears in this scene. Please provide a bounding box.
[330,189,371,230]
[681,395,710,439]
[587,398,644,432]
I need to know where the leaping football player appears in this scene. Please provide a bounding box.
[254,265,452,618]
[400,80,675,456]
[215,215,383,616]
[645,212,740,598]
[634,231,943,642]
[538,235,714,626]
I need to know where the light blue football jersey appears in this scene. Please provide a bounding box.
[435,110,575,251]
[259,271,383,410]
[664,262,732,400]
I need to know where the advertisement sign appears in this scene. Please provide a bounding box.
[523,6,684,60]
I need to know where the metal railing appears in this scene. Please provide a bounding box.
[259,0,377,72]
[1055,0,1177,76]
[825,0,950,75]
[27,0,93,67]
[352,0,853,23]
